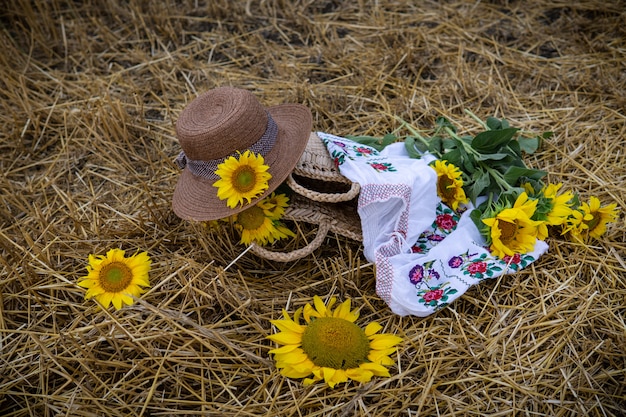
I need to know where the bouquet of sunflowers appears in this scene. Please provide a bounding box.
[348,110,618,256]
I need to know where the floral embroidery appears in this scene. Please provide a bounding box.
[354,146,376,157]
[408,264,424,284]
[329,150,346,168]
[435,213,457,230]
[448,250,478,268]
[460,253,502,279]
[408,259,458,309]
[416,283,458,309]
[448,249,536,280]
[501,252,535,271]
[331,140,348,150]
[411,203,460,254]
[448,256,463,268]
[321,137,381,167]
[411,244,426,254]
[408,260,441,285]
[368,161,397,173]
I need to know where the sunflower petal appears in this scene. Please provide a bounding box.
[369,334,403,350]
[359,362,391,377]
[281,366,313,379]
[346,368,374,383]
[268,344,300,355]
[267,331,301,345]
[313,296,329,317]
[364,321,383,336]
[271,319,305,334]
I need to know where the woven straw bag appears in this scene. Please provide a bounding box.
[250,133,362,262]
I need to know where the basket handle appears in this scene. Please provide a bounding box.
[286,173,360,203]
[249,221,331,262]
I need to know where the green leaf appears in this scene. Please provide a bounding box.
[460,148,477,174]
[346,133,397,151]
[468,169,491,203]
[507,139,522,158]
[518,136,540,154]
[428,136,444,154]
[485,117,510,130]
[404,136,424,158]
[441,137,457,151]
[436,116,456,132]
[503,166,546,185]
[470,207,490,241]
[486,116,502,130]
[441,148,463,169]
[471,128,519,153]
[474,152,511,161]
[381,133,398,146]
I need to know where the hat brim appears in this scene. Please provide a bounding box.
[172,103,313,221]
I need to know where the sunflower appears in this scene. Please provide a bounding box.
[431,160,468,211]
[258,192,290,220]
[213,150,272,208]
[78,249,151,310]
[523,182,574,240]
[267,296,402,388]
[540,183,575,226]
[232,202,295,245]
[482,192,544,258]
[563,196,618,241]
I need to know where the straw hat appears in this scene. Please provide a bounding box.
[172,86,312,221]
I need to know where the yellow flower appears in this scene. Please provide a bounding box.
[525,182,574,240]
[267,296,402,388]
[563,196,618,241]
[431,160,469,211]
[541,183,574,226]
[482,192,544,258]
[258,192,290,220]
[78,249,151,310]
[213,150,272,208]
[232,202,295,245]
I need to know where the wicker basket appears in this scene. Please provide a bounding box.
[250,133,362,262]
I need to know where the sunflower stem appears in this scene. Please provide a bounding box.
[464,109,488,130]
[395,117,442,157]
[443,126,481,157]
[482,163,514,192]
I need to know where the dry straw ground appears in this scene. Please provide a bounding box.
[1,0,625,416]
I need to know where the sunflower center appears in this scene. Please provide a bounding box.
[300,317,370,369]
[498,220,518,243]
[98,262,133,292]
[233,166,257,193]
[437,176,456,200]
[237,206,266,230]
[584,214,600,232]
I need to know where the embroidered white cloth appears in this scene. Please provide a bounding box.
[318,132,549,317]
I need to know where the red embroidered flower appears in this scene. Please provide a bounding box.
[435,213,457,230]
[423,289,444,302]
[503,253,521,265]
[355,147,373,155]
[371,163,387,171]
[467,261,487,274]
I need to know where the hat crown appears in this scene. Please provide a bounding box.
[175,87,268,161]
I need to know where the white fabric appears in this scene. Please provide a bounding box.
[318,132,549,317]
